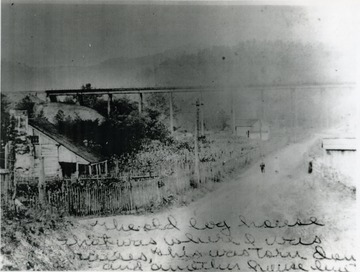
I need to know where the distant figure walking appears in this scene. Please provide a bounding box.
[308,161,313,174]
[260,162,265,173]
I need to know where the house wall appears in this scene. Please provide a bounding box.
[250,121,270,140]
[236,120,270,140]
[25,126,62,178]
[58,146,88,164]
[324,150,357,178]
[249,132,269,140]
[251,121,270,132]
[14,126,90,179]
[236,126,251,137]
[41,144,60,177]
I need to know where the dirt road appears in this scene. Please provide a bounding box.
[66,135,356,271]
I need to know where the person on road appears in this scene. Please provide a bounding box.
[308,161,313,174]
[260,162,265,173]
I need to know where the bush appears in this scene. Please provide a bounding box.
[54,97,172,157]
[15,96,36,118]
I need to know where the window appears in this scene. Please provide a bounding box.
[28,135,39,144]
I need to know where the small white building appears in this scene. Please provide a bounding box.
[322,137,357,178]
[322,138,356,152]
[235,119,269,140]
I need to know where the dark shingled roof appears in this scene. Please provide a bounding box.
[236,119,259,127]
[28,118,105,163]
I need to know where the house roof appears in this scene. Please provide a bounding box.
[235,119,259,127]
[28,118,106,163]
[322,138,357,151]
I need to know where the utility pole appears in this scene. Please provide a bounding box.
[138,93,143,113]
[38,157,46,207]
[107,93,113,117]
[195,98,203,137]
[4,143,8,169]
[169,92,174,134]
[200,92,205,137]
[194,98,201,185]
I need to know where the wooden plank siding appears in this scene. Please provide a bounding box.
[41,144,61,176]
[26,124,97,178]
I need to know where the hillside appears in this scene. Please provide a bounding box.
[1,41,354,92]
[34,103,105,125]
[2,92,105,125]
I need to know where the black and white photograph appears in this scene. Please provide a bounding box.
[0,0,358,270]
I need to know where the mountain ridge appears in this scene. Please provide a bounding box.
[2,40,354,93]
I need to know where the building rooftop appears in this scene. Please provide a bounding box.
[322,138,357,151]
[29,118,106,163]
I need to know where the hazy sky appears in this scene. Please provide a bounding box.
[2,1,357,67]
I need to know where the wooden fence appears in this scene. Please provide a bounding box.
[6,150,252,217]
[2,141,262,217]
[0,169,11,207]
[18,168,191,216]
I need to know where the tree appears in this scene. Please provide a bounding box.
[63,96,76,104]
[1,94,16,169]
[16,95,35,118]
[143,108,169,141]
[146,93,179,118]
[52,96,171,158]
[1,94,11,144]
[54,109,65,124]
[54,109,66,133]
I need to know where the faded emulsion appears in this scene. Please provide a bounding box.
[0,1,357,271]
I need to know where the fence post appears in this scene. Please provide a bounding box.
[38,157,46,208]
[128,175,133,212]
[0,170,10,207]
[4,173,8,205]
